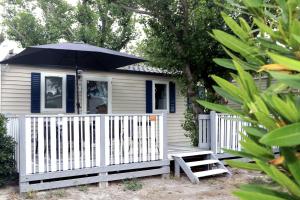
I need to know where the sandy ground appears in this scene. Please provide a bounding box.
[0,168,267,200]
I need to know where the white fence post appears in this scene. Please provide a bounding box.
[162,113,169,178]
[162,113,168,161]
[99,115,107,187]
[210,111,218,154]
[19,115,28,193]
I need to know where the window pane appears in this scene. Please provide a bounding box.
[87,81,108,114]
[155,83,167,110]
[45,76,63,108]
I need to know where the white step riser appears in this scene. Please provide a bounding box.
[187,160,219,167]
[171,151,213,158]
[194,169,228,178]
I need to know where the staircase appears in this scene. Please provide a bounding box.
[171,151,231,183]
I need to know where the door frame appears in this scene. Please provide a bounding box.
[81,76,112,114]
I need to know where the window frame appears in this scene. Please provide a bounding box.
[40,73,66,113]
[82,76,112,114]
[152,80,169,113]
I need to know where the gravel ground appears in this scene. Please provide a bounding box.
[0,168,268,200]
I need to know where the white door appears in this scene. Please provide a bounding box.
[82,77,112,114]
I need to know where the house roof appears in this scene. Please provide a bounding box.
[1,51,169,76]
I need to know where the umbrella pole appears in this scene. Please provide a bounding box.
[76,65,80,114]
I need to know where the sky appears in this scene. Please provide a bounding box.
[0,0,143,60]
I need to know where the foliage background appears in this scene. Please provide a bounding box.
[0,115,16,187]
[1,0,136,50]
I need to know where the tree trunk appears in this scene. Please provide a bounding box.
[184,64,204,117]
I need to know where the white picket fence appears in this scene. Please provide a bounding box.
[199,112,249,153]
[21,114,164,175]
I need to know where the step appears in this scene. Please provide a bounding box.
[171,151,213,158]
[186,160,219,167]
[194,169,228,178]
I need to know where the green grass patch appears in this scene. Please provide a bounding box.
[123,179,143,191]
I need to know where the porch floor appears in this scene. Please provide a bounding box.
[168,144,234,160]
[168,144,208,160]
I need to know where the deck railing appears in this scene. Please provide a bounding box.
[22,114,165,175]
[199,111,248,153]
[6,113,168,192]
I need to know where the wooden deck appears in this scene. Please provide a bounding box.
[168,144,235,160]
[168,144,208,160]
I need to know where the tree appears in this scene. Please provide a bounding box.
[112,0,231,145]
[200,0,300,199]
[1,0,135,50]
[0,33,4,44]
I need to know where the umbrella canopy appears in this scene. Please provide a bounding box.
[0,42,145,113]
[0,42,145,69]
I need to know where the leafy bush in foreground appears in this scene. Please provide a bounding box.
[0,114,16,187]
[200,0,300,199]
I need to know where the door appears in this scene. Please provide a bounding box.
[82,77,112,114]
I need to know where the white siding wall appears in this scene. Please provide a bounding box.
[0,65,190,145]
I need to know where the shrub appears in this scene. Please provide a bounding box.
[123,179,143,191]
[199,0,300,199]
[0,114,17,187]
[182,108,199,146]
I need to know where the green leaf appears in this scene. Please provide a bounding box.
[197,100,242,115]
[239,184,296,200]
[268,52,300,72]
[270,164,300,197]
[241,134,274,160]
[281,148,300,186]
[263,82,288,94]
[270,95,300,123]
[234,189,289,200]
[213,29,258,56]
[292,34,300,44]
[254,18,279,39]
[257,38,290,54]
[239,17,252,34]
[221,12,249,41]
[254,95,270,115]
[213,86,243,104]
[270,72,300,89]
[213,58,235,70]
[223,47,260,70]
[252,111,277,130]
[243,126,266,138]
[255,159,300,198]
[212,75,243,102]
[255,159,278,180]
[223,149,255,159]
[226,160,261,171]
[260,123,300,146]
[234,61,260,99]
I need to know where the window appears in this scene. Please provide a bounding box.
[41,73,66,112]
[153,81,169,112]
[82,77,112,114]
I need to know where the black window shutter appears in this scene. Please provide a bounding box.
[146,80,153,113]
[169,82,176,113]
[31,72,41,113]
[66,75,75,113]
